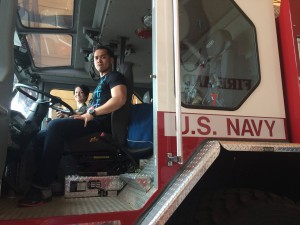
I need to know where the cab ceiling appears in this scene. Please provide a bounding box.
[76,0,152,85]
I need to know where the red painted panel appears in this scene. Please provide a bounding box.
[277,0,300,142]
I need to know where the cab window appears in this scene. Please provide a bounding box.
[17,0,74,29]
[179,0,260,109]
[17,0,74,67]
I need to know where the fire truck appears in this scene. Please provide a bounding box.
[0,0,300,224]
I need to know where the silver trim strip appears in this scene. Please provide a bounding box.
[140,141,220,225]
[220,141,300,152]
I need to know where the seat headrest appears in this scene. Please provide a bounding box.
[118,62,133,97]
[111,62,133,147]
[205,30,232,58]
[118,62,133,79]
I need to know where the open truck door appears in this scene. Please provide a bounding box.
[0,0,16,192]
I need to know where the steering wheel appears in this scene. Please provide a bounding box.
[15,83,75,115]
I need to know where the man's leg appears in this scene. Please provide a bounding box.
[19,118,104,206]
[32,130,47,162]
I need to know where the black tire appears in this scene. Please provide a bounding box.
[167,189,300,225]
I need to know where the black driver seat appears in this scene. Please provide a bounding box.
[64,62,153,175]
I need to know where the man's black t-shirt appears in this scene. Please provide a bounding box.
[88,70,126,121]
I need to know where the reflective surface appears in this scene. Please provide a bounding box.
[179,0,260,109]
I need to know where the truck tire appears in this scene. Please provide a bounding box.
[167,188,300,225]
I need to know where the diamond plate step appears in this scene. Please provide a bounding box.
[120,157,154,192]
[120,173,153,192]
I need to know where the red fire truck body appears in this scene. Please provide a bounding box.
[0,0,300,224]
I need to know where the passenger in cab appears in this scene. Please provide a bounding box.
[18,46,127,207]
[56,84,90,118]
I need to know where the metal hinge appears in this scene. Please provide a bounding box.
[167,153,183,166]
[150,74,156,79]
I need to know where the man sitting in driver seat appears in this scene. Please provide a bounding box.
[18,45,127,207]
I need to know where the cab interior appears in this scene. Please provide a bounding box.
[2,0,154,220]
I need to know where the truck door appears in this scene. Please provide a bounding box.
[155,0,285,167]
[0,0,17,187]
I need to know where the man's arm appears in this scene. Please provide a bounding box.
[92,84,127,116]
[74,84,127,126]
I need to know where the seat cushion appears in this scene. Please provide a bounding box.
[127,103,153,149]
